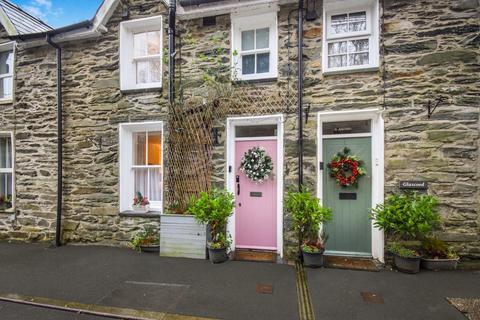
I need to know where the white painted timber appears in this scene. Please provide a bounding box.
[160,214,207,259]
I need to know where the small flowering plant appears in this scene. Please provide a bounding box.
[133,191,150,212]
[240,146,274,183]
[327,147,366,188]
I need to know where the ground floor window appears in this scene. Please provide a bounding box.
[119,122,163,213]
[0,132,13,211]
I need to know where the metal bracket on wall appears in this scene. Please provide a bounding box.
[426,96,446,119]
[304,104,311,124]
[86,136,103,152]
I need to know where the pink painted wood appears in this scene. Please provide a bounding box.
[235,139,277,250]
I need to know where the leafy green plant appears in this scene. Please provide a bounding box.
[387,242,419,258]
[421,237,458,259]
[187,189,235,249]
[129,225,159,251]
[209,232,232,249]
[371,193,440,240]
[285,187,332,252]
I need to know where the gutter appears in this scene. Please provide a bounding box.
[168,0,176,104]
[9,20,93,41]
[297,0,304,190]
[45,35,63,247]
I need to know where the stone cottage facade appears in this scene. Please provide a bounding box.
[0,0,478,261]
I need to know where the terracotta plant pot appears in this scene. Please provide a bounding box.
[394,254,421,274]
[302,249,324,268]
[421,258,459,271]
[208,246,228,264]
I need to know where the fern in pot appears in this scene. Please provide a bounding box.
[188,189,234,263]
[371,193,441,274]
[285,188,332,268]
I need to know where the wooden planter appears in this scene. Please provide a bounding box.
[160,214,207,259]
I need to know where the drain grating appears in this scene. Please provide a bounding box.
[256,283,274,294]
[361,292,384,304]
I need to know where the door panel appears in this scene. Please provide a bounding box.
[235,139,277,250]
[323,137,372,255]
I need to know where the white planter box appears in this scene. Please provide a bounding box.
[160,214,207,259]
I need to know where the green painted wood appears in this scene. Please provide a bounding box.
[323,137,372,255]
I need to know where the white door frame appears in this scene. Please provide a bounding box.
[226,114,284,258]
[317,108,385,262]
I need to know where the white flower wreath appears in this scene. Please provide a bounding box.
[240,146,274,183]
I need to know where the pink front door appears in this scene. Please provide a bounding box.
[235,139,277,250]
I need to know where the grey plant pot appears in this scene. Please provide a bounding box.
[208,247,228,264]
[140,245,159,253]
[302,249,324,268]
[394,254,421,274]
[421,258,459,271]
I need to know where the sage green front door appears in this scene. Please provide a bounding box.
[323,137,372,256]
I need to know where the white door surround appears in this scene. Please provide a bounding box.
[226,114,284,258]
[317,108,385,262]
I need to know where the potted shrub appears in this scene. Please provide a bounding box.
[420,237,459,270]
[371,192,441,274]
[132,191,150,213]
[130,225,159,253]
[187,189,235,264]
[285,188,332,268]
[387,243,421,274]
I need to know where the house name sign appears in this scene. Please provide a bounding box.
[399,181,428,190]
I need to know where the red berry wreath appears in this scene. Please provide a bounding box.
[327,147,367,187]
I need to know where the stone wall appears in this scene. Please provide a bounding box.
[0,0,170,245]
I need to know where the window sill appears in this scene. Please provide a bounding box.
[0,209,14,214]
[120,86,163,95]
[119,211,161,218]
[0,98,13,105]
[322,66,379,76]
[233,77,278,85]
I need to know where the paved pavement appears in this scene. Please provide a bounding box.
[0,242,298,320]
[307,267,480,320]
[0,242,478,320]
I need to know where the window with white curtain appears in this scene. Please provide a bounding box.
[0,42,14,101]
[119,122,163,213]
[120,16,162,91]
[232,11,278,80]
[323,0,379,73]
[0,133,13,211]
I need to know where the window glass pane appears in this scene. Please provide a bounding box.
[256,53,270,73]
[147,131,162,165]
[235,125,277,138]
[242,54,255,75]
[0,172,12,210]
[349,53,369,66]
[328,55,347,68]
[330,14,348,34]
[134,33,147,57]
[133,132,146,165]
[241,30,254,51]
[348,39,369,53]
[136,59,161,84]
[256,28,269,49]
[323,120,371,135]
[0,51,13,75]
[149,168,162,201]
[349,11,367,32]
[133,168,148,201]
[0,76,12,99]
[0,136,12,169]
[147,31,161,55]
[136,60,148,84]
[328,41,347,55]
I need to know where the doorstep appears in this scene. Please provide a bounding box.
[323,255,383,272]
[233,249,279,263]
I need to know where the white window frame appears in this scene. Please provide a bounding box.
[0,42,15,103]
[120,16,163,91]
[322,0,379,74]
[231,11,278,81]
[119,121,164,213]
[0,131,14,212]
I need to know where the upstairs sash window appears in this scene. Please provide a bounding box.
[0,42,14,101]
[0,133,13,211]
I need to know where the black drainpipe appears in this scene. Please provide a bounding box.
[297,0,304,191]
[46,35,63,247]
[168,0,176,104]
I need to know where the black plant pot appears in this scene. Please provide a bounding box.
[140,245,159,253]
[208,247,228,264]
[302,249,324,268]
[394,254,421,274]
[421,258,459,271]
